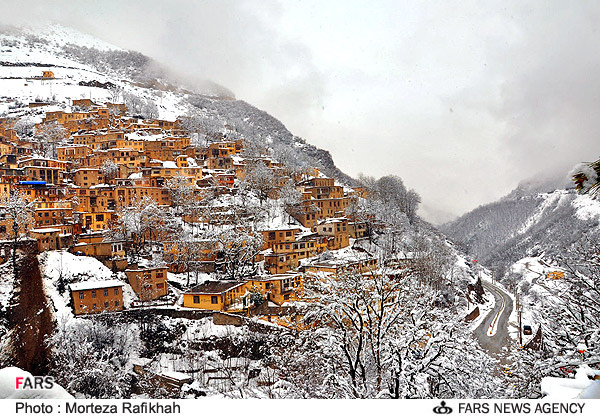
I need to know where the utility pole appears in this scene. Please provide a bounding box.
[517,293,522,346]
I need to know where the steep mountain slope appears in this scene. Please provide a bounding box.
[440,174,600,271]
[0,24,522,398]
[442,169,600,376]
[0,24,492,302]
[0,24,354,186]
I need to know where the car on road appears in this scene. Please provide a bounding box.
[523,325,532,335]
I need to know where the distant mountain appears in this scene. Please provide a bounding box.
[441,171,600,272]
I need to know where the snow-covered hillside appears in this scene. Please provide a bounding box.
[0,23,517,399]
[0,24,355,185]
[441,183,600,270]
[0,26,187,120]
[442,171,600,387]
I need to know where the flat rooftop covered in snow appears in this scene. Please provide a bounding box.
[31,228,62,234]
[69,279,125,291]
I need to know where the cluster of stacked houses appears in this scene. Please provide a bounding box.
[0,77,376,328]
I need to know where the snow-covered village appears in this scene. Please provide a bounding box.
[0,4,599,405]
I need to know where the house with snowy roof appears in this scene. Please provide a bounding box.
[72,98,100,109]
[314,217,350,250]
[260,227,301,250]
[70,240,126,269]
[69,280,124,315]
[303,256,378,277]
[30,227,72,251]
[183,281,248,311]
[246,273,304,305]
[56,144,93,167]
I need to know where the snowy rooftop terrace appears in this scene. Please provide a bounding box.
[69,279,125,292]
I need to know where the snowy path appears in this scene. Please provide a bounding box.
[474,281,513,357]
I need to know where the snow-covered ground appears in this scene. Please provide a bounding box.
[39,250,137,320]
[503,256,569,345]
[0,261,15,312]
[468,284,495,332]
[453,254,498,325]
[516,190,569,235]
[0,366,72,399]
[572,193,600,221]
[541,365,600,399]
[1,25,189,121]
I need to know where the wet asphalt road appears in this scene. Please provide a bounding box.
[474,281,513,358]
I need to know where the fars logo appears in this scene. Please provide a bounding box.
[15,376,55,390]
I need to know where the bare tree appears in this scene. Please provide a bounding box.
[34,121,68,158]
[101,159,119,184]
[0,191,35,279]
[214,228,263,281]
[295,256,504,398]
[108,85,124,103]
[165,175,195,216]
[109,196,165,262]
[240,161,275,205]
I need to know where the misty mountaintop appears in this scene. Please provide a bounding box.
[441,167,600,272]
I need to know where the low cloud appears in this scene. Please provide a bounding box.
[2,1,599,223]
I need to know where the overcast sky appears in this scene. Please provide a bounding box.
[3,1,600,223]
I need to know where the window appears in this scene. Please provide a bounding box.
[156,272,164,278]
[114,300,119,307]
[211,296,218,304]
[285,231,292,237]
[79,292,84,299]
[104,302,109,308]
[114,288,119,295]
[104,289,108,297]
[96,214,104,222]
[156,283,164,289]
[92,303,97,309]
[91,290,96,298]
[193,296,200,304]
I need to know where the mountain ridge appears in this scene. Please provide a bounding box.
[441,171,600,273]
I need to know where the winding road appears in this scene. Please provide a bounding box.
[474,280,513,357]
